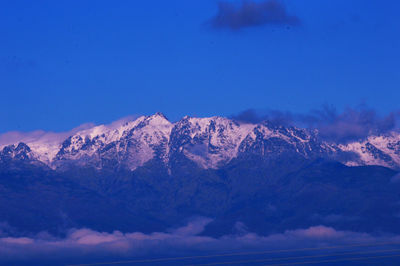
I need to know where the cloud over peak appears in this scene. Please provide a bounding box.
[231,105,400,143]
[210,0,300,30]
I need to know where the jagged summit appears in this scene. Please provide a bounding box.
[0,142,36,161]
[1,114,400,170]
[152,112,169,120]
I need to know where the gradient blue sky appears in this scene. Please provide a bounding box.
[1,0,399,132]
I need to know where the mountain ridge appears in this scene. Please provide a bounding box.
[1,113,400,237]
[1,113,400,170]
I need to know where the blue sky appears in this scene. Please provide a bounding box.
[1,0,399,132]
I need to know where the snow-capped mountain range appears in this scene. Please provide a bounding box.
[1,113,400,170]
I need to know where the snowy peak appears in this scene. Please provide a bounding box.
[116,113,173,169]
[0,142,36,162]
[339,132,400,169]
[152,112,169,121]
[238,122,328,159]
[169,116,255,168]
[1,114,400,170]
[129,113,172,136]
[54,113,173,170]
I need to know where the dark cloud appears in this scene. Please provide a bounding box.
[231,105,400,143]
[231,108,294,126]
[209,0,301,30]
[230,109,263,124]
[303,105,399,143]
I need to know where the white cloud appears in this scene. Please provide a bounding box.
[1,218,400,264]
[0,123,95,147]
[0,115,141,162]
